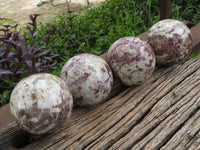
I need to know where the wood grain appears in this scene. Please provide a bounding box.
[160,0,172,20]
[18,51,200,150]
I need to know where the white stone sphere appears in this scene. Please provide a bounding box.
[61,53,113,106]
[146,19,193,65]
[106,36,156,86]
[10,73,73,134]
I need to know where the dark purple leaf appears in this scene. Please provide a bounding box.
[16,70,24,75]
[16,44,22,57]
[41,62,56,72]
[19,40,28,55]
[19,37,26,43]
[35,62,42,68]
[27,43,38,53]
[31,48,40,55]
[0,58,7,63]
[3,41,12,57]
[62,23,66,28]
[25,60,32,67]
[0,69,13,75]
[23,53,32,59]
[11,40,19,45]
[35,49,50,58]
[7,52,16,58]
[2,25,11,28]
[4,24,18,29]
[0,29,8,32]
[51,54,60,58]
[43,35,50,43]
[33,31,38,38]
[29,15,33,22]
[25,60,33,73]
[26,25,32,34]
[0,49,5,57]
[13,57,20,63]
[67,16,75,21]
[12,30,21,41]
[13,24,18,29]
[44,56,53,62]
[28,14,41,36]
[44,62,56,68]
[68,10,73,14]
[69,24,74,28]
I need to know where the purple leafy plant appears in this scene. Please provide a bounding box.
[0,15,58,106]
[26,14,41,38]
[0,29,57,79]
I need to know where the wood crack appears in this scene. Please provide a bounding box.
[132,90,200,150]
[161,109,200,150]
[158,107,200,150]
[109,69,200,149]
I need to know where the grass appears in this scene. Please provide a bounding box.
[172,0,200,24]
[0,0,200,107]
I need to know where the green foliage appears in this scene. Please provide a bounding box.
[0,78,14,107]
[172,0,200,24]
[172,0,200,59]
[186,49,200,61]
[0,90,10,106]
[24,0,199,70]
[25,0,160,69]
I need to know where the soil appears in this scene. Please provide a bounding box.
[0,0,105,26]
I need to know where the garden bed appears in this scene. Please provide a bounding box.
[0,22,200,149]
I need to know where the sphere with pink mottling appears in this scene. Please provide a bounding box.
[146,19,193,65]
[10,73,73,134]
[61,53,113,106]
[106,36,156,86]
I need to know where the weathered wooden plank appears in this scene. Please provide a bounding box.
[132,83,200,149]
[187,132,200,150]
[160,109,200,150]
[0,104,15,131]
[191,23,200,53]
[160,0,172,20]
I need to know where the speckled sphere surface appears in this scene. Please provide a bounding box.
[60,53,113,106]
[10,73,73,134]
[146,19,193,65]
[106,36,156,86]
